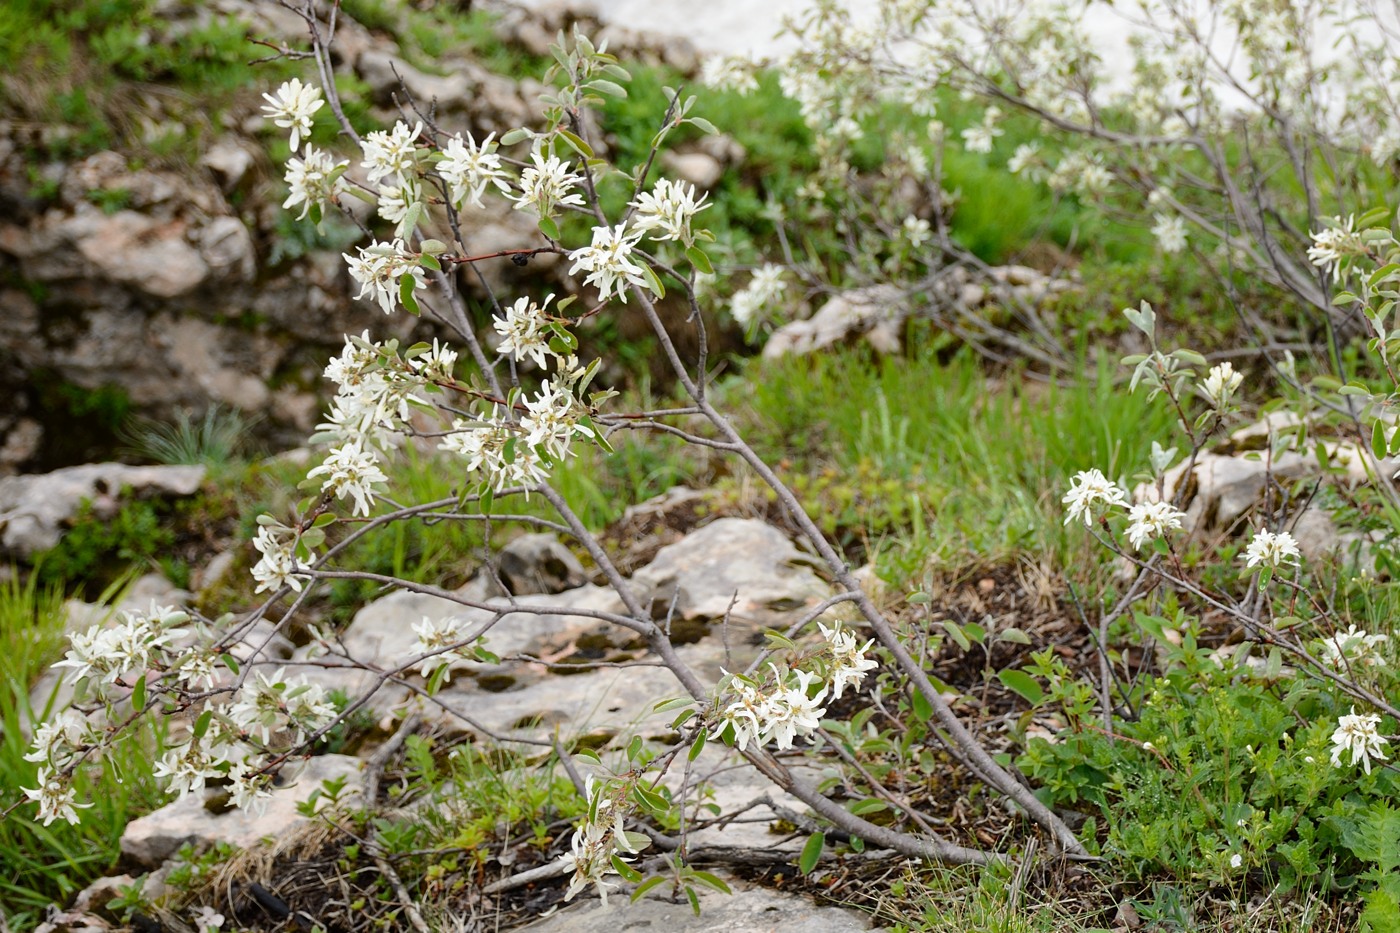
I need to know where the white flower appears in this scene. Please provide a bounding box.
[960,106,1003,154]
[360,121,422,186]
[1242,529,1301,571]
[193,905,226,932]
[261,78,323,152]
[251,524,311,594]
[375,181,418,225]
[1152,213,1188,253]
[630,178,709,245]
[412,615,467,682]
[307,441,388,517]
[1229,853,1243,869]
[568,224,649,303]
[408,338,459,381]
[438,131,511,209]
[513,151,585,218]
[1319,625,1389,670]
[700,54,759,94]
[1307,215,1365,274]
[227,760,275,815]
[521,379,593,462]
[730,264,788,327]
[1062,469,1128,526]
[26,709,93,767]
[711,676,768,752]
[22,767,90,826]
[228,669,334,745]
[441,418,550,492]
[1330,707,1390,773]
[493,295,556,369]
[902,215,933,248]
[1201,362,1244,409]
[282,146,346,220]
[764,668,827,749]
[819,621,878,699]
[343,239,428,315]
[1007,142,1044,179]
[1125,500,1186,550]
[562,778,644,905]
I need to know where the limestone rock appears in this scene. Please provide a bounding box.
[0,463,205,557]
[661,150,724,190]
[764,286,906,359]
[73,209,209,298]
[199,139,256,191]
[357,49,473,109]
[522,876,881,932]
[629,518,832,632]
[496,533,587,595]
[119,754,364,867]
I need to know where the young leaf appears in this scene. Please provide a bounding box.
[631,876,667,902]
[997,669,1045,706]
[798,831,825,874]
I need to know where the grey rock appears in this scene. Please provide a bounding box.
[200,139,256,191]
[629,517,834,637]
[196,215,256,281]
[520,877,880,932]
[661,151,724,190]
[764,286,906,359]
[0,463,205,557]
[120,754,364,867]
[357,49,473,109]
[496,533,587,595]
[74,209,209,298]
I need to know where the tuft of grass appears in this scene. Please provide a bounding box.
[119,404,259,472]
[0,573,166,929]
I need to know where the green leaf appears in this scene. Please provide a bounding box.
[626,735,644,762]
[1375,421,1390,461]
[538,215,561,241]
[940,621,971,652]
[688,729,707,761]
[419,253,442,272]
[997,669,1045,706]
[848,798,888,817]
[131,675,146,711]
[399,274,420,315]
[640,264,665,299]
[652,696,693,713]
[420,238,449,254]
[910,689,933,722]
[500,127,532,146]
[590,79,628,98]
[611,854,643,882]
[998,627,1032,645]
[687,116,719,135]
[798,831,825,874]
[558,128,594,158]
[685,886,701,916]
[686,870,731,894]
[685,245,714,274]
[193,709,213,740]
[631,876,667,903]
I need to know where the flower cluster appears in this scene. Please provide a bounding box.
[252,521,313,594]
[1241,529,1301,571]
[283,146,348,220]
[493,295,557,369]
[1318,626,1389,671]
[52,605,189,691]
[343,239,428,316]
[438,131,511,210]
[562,776,647,904]
[568,224,648,303]
[306,441,389,517]
[1330,708,1391,773]
[1062,469,1129,527]
[1125,500,1186,551]
[629,178,709,246]
[730,264,788,327]
[1307,215,1369,275]
[513,151,585,219]
[713,666,828,751]
[1200,362,1244,410]
[411,615,471,683]
[261,78,323,152]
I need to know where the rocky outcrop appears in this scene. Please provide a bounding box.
[763,266,1075,359]
[0,462,204,557]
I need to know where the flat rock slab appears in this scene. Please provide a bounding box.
[0,462,205,557]
[120,754,362,868]
[520,881,881,932]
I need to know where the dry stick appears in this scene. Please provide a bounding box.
[625,285,1086,857]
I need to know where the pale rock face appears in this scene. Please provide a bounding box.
[119,754,364,867]
[0,463,205,557]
